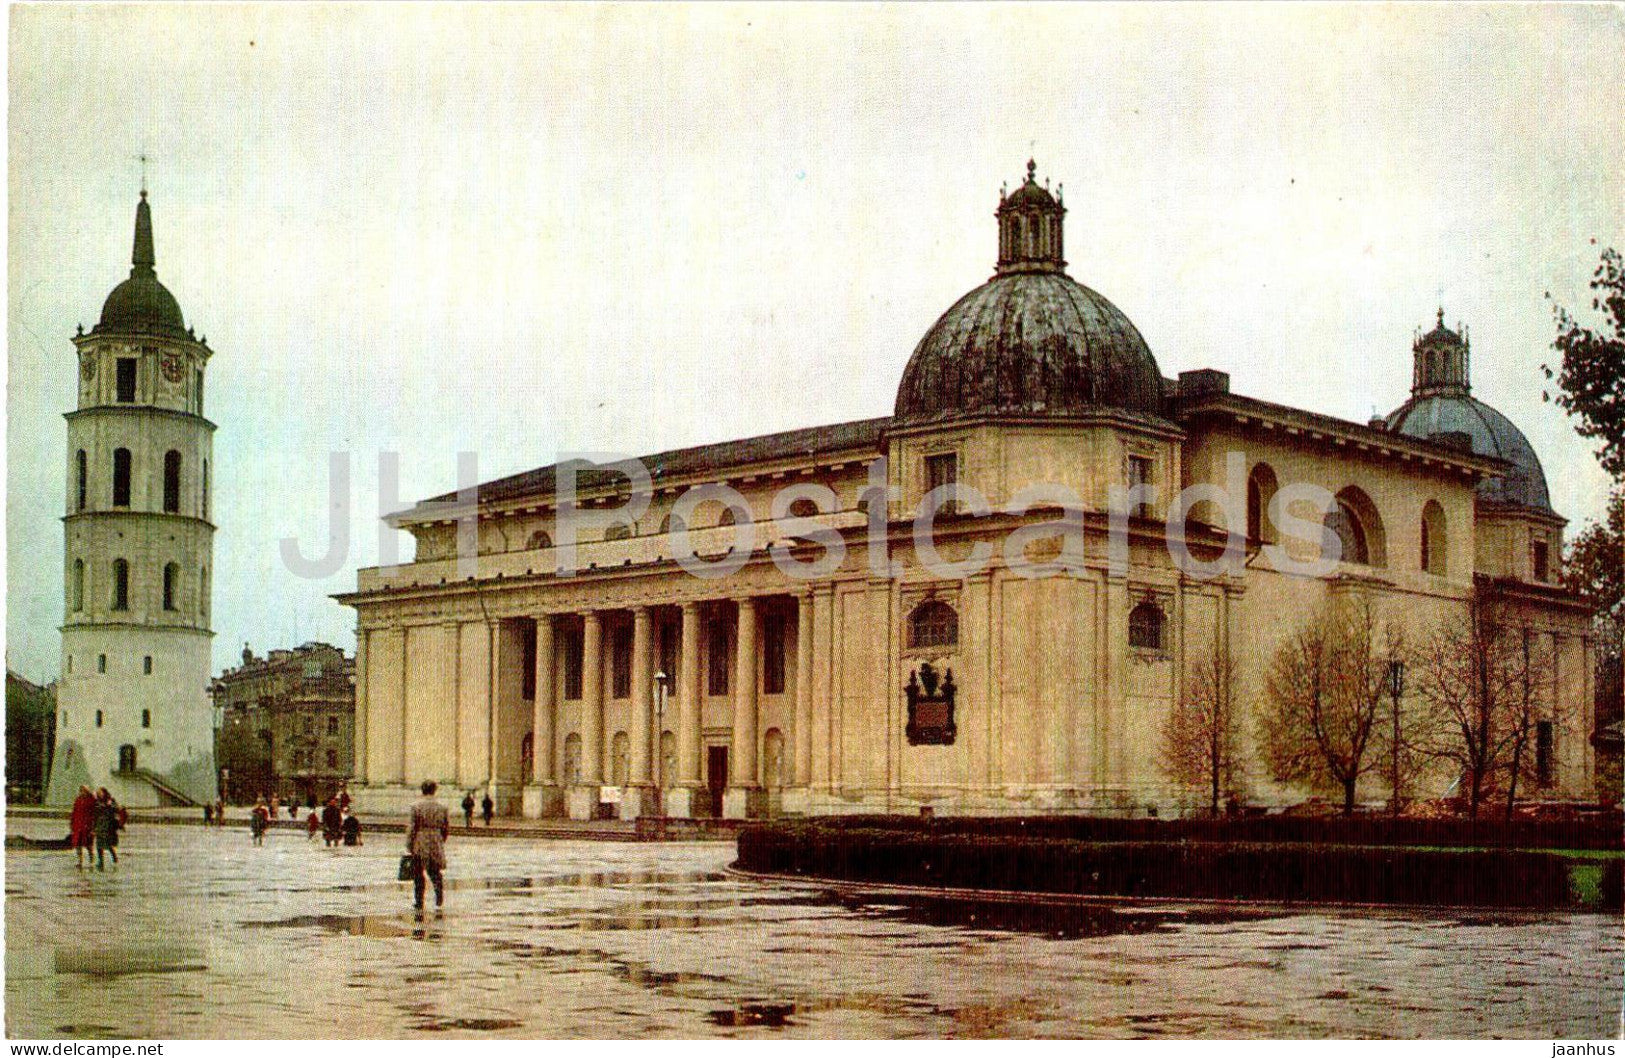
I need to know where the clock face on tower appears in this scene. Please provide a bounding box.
[161,353,184,384]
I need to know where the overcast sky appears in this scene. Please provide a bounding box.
[8,3,1622,684]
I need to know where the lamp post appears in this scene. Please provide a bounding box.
[653,669,670,829]
[1387,659,1405,818]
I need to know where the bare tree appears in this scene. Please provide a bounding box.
[1160,643,1242,817]
[1412,588,1560,819]
[1259,595,1390,815]
[1373,628,1434,817]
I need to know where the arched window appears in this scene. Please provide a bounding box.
[76,450,87,511]
[163,450,182,513]
[717,507,737,528]
[1420,500,1447,576]
[908,600,958,650]
[111,558,129,611]
[787,497,820,519]
[95,710,104,728]
[141,709,151,728]
[1321,487,1386,568]
[611,731,630,785]
[1129,600,1165,650]
[1247,463,1279,544]
[163,562,180,611]
[112,448,132,507]
[660,513,684,534]
[72,559,84,612]
[605,523,632,541]
[118,744,136,772]
[527,530,551,550]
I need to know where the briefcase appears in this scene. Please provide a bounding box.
[398,854,416,881]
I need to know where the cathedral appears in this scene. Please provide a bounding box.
[338,163,1597,819]
[44,191,219,807]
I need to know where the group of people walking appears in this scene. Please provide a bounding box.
[306,796,362,846]
[68,786,125,870]
[460,790,495,828]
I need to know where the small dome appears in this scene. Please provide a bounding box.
[1387,394,1552,511]
[92,191,187,338]
[894,270,1163,424]
[97,271,185,336]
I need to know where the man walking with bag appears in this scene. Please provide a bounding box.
[406,780,449,913]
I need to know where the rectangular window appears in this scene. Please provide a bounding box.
[611,625,633,699]
[659,623,679,688]
[562,628,583,700]
[1128,456,1155,518]
[924,452,957,498]
[1535,720,1554,787]
[763,612,787,695]
[1532,539,1550,582]
[327,715,339,736]
[195,369,204,414]
[98,654,107,674]
[522,624,538,699]
[116,358,137,403]
[707,621,730,696]
[143,656,152,675]
[326,749,338,769]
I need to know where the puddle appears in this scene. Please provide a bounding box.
[414,1017,524,1032]
[54,945,206,977]
[836,895,1274,940]
[707,1002,798,1028]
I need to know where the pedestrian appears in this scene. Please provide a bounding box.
[341,810,361,847]
[92,788,121,869]
[321,797,343,847]
[406,780,449,912]
[481,791,494,827]
[69,785,96,869]
[338,787,351,814]
[289,802,299,820]
[461,791,475,829]
[250,798,269,846]
[269,794,280,820]
[214,798,226,827]
[305,808,320,841]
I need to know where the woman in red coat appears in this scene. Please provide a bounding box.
[69,786,95,868]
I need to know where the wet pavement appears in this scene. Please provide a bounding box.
[5,819,1621,1038]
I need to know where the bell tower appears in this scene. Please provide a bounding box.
[44,190,219,807]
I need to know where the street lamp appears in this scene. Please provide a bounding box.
[1387,659,1405,818]
[653,669,671,825]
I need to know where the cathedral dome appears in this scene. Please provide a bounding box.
[893,162,1163,425]
[93,192,187,338]
[1385,310,1552,511]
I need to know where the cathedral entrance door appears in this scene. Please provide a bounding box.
[706,746,728,818]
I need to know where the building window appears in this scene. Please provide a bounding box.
[924,452,957,498]
[143,656,152,675]
[202,460,209,519]
[1129,600,1165,650]
[1421,500,1447,576]
[66,656,72,675]
[113,448,132,507]
[72,559,85,612]
[200,565,209,617]
[763,612,787,694]
[787,497,820,519]
[326,749,338,769]
[116,358,137,403]
[1247,464,1279,544]
[1532,538,1550,582]
[98,654,107,673]
[111,558,130,611]
[610,624,633,699]
[163,562,179,611]
[527,530,551,550]
[659,622,679,686]
[562,627,583,700]
[141,708,150,727]
[327,716,339,736]
[605,523,632,541]
[118,744,137,772]
[908,600,959,650]
[195,369,204,414]
[95,710,104,728]
[76,450,88,511]
[1323,501,1370,566]
[1128,456,1155,518]
[1535,720,1555,787]
[707,620,730,696]
[163,450,182,513]
[522,625,538,699]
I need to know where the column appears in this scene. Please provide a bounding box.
[793,591,814,787]
[677,601,702,787]
[353,630,369,785]
[532,615,556,785]
[726,596,763,818]
[622,606,657,821]
[580,611,603,783]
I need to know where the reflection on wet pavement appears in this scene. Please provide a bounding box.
[6,819,1621,1038]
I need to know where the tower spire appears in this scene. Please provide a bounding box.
[132,190,155,274]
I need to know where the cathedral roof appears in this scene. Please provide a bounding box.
[94,192,187,339]
[1387,393,1552,512]
[892,162,1164,426]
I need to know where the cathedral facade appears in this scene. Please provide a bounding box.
[338,164,1596,819]
[45,193,219,808]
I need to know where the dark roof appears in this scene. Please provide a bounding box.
[94,192,187,339]
[893,270,1164,425]
[1386,393,1552,511]
[408,416,890,518]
